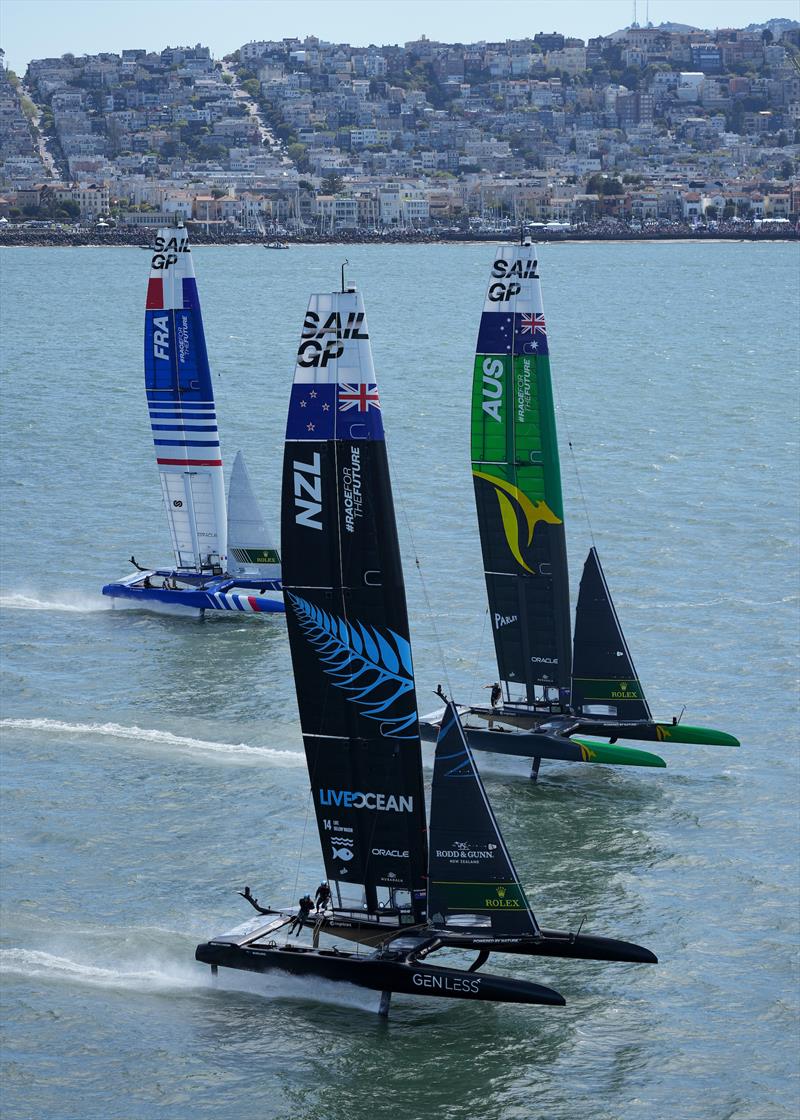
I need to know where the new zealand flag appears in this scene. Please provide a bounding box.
[286,383,385,441]
[286,383,337,440]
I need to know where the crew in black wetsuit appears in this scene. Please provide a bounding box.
[288,894,314,936]
[315,881,331,912]
[490,682,502,708]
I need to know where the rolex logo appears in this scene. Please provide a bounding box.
[496,885,507,898]
[619,681,627,692]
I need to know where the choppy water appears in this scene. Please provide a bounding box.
[1,242,798,1120]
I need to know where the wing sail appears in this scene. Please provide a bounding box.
[471,245,571,701]
[144,226,227,572]
[280,287,427,920]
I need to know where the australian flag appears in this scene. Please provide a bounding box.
[514,311,549,356]
[476,312,514,355]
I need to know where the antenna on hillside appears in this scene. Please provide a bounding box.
[632,0,638,27]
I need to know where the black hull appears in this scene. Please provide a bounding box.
[463,928,658,965]
[195,941,565,1007]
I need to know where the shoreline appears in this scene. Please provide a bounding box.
[0,228,795,248]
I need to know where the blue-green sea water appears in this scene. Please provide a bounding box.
[1,242,798,1120]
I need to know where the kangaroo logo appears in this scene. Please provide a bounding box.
[473,471,561,573]
[579,743,597,762]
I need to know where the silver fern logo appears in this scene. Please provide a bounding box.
[289,593,418,737]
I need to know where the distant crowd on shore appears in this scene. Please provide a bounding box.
[0,221,795,247]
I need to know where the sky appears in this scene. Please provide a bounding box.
[1,0,798,75]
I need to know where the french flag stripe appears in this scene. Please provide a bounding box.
[153,439,220,447]
[146,278,163,309]
[248,596,262,612]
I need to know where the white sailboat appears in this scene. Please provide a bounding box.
[102,225,284,618]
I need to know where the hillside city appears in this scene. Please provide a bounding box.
[1,16,798,239]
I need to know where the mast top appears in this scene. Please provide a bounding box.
[340,259,356,293]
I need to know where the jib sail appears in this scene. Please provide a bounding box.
[227,451,280,578]
[280,284,427,920]
[428,703,540,937]
[470,243,571,702]
[144,226,227,572]
[572,547,652,722]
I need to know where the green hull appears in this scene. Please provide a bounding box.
[577,722,740,748]
[649,724,740,747]
[422,721,667,769]
[571,739,667,768]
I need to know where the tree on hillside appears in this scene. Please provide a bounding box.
[321,173,343,194]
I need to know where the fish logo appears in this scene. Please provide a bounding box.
[331,846,354,861]
[473,471,561,573]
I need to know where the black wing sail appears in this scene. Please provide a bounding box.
[571,547,652,722]
[428,703,540,938]
[281,287,427,921]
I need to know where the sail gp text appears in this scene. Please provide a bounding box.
[150,234,190,270]
[297,310,368,368]
[342,446,363,532]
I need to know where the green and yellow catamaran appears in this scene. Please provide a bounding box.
[422,237,738,776]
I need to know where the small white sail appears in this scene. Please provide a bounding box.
[227,451,280,578]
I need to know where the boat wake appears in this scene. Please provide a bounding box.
[0,947,380,1012]
[208,964,382,1012]
[0,590,110,613]
[0,948,200,993]
[0,718,305,765]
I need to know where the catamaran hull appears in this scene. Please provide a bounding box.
[195,941,565,1007]
[102,573,285,617]
[420,719,666,768]
[462,708,738,749]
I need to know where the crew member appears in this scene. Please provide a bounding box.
[288,894,314,936]
[315,881,331,912]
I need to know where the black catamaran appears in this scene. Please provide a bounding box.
[195,277,656,1015]
[421,238,739,775]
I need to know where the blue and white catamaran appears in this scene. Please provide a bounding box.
[102,225,284,618]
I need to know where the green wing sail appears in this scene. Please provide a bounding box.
[471,246,571,700]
